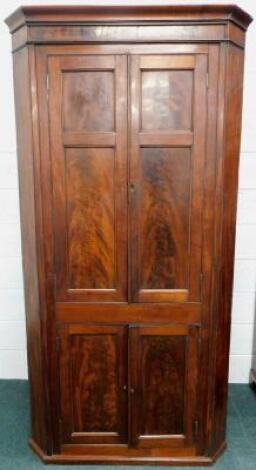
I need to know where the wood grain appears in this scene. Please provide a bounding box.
[66,148,115,289]
[129,53,207,303]
[140,335,186,435]
[47,54,128,301]
[70,334,119,433]
[60,324,128,444]
[129,324,199,448]
[141,70,193,131]
[12,45,49,453]
[140,148,190,290]
[6,4,251,464]
[62,71,114,132]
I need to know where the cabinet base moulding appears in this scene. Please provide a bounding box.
[29,438,227,466]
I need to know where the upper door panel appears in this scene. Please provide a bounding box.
[47,55,128,302]
[129,54,208,302]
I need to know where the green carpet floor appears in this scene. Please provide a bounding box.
[0,381,255,469]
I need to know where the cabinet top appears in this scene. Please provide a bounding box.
[5,4,253,33]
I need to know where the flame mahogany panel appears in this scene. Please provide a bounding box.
[129,54,207,303]
[66,148,115,290]
[140,148,191,290]
[129,324,199,448]
[47,54,128,302]
[62,71,115,132]
[59,324,128,444]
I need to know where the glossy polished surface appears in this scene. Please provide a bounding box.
[140,148,191,290]
[141,70,193,131]
[66,147,115,290]
[7,4,251,465]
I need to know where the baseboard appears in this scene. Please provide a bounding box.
[29,437,226,466]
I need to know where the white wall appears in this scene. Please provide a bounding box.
[0,0,255,382]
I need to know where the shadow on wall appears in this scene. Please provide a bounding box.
[250,296,256,386]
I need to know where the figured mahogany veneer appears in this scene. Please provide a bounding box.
[5,4,252,466]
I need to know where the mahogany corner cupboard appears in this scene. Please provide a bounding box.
[5,4,253,466]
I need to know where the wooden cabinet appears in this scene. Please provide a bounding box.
[5,4,252,465]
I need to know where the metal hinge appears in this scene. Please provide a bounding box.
[46,272,56,301]
[46,74,49,103]
[206,72,209,89]
[200,272,204,298]
[56,335,60,355]
[194,419,199,438]
[59,417,62,441]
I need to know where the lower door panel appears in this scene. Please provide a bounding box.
[129,324,200,448]
[59,324,128,444]
[58,322,200,450]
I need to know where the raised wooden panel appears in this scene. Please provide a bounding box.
[59,324,127,444]
[140,335,186,435]
[48,54,128,301]
[62,71,114,132]
[129,324,199,448]
[140,148,190,290]
[129,54,208,303]
[66,148,115,289]
[141,70,193,131]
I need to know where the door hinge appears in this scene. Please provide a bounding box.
[200,272,204,298]
[206,72,209,89]
[46,272,57,301]
[194,419,199,439]
[56,335,61,355]
[46,74,49,91]
[59,417,62,441]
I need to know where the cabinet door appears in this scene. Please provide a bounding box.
[59,324,128,444]
[129,54,207,302]
[129,324,199,448]
[48,55,128,301]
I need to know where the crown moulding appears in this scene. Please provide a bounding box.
[5,4,253,34]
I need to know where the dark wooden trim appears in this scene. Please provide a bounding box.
[29,437,226,465]
[12,44,50,454]
[5,5,252,51]
[5,5,253,33]
[209,42,246,455]
[55,302,201,324]
[9,23,246,52]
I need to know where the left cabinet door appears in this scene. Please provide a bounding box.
[47,54,128,301]
[59,324,128,445]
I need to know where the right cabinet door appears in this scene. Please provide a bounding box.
[129,324,200,448]
[129,54,208,302]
